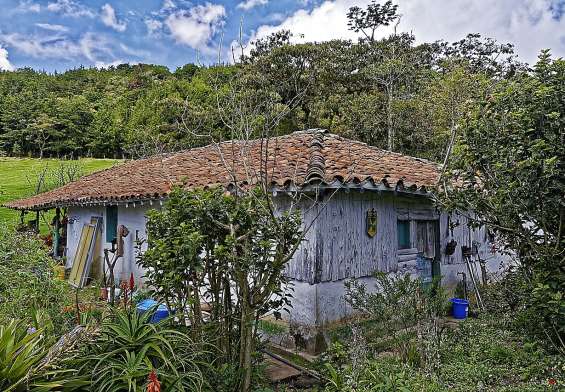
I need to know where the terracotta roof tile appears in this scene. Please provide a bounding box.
[5,130,440,210]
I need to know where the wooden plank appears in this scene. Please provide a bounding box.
[68,217,102,288]
[90,216,103,280]
[398,248,418,256]
[68,224,94,287]
[398,254,418,263]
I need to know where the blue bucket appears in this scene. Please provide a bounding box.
[450,298,469,319]
[136,299,169,323]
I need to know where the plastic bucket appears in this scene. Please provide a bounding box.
[450,298,469,319]
[136,299,169,323]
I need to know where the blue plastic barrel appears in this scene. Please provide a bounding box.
[450,298,469,319]
[136,299,169,323]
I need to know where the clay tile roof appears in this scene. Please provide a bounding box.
[5,130,441,210]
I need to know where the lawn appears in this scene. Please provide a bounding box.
[0,158,119,227]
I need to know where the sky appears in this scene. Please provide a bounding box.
[0,0,564,72]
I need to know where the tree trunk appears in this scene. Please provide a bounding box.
[238,284,253,392]
[387,84,394,151]
[191,272,202,341]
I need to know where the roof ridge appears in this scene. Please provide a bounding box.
[305,129,327,183]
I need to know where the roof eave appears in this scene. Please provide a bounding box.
[4,195,169,211]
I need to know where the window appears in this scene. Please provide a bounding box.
[397,220,411,249]
[105,206,118,242]
[416,220,438,258]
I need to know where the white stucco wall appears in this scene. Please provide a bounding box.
[64,195,511,327]
[66,206,104,271]
[66,204,152,285]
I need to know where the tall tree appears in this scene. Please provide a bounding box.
[440,51,565,351]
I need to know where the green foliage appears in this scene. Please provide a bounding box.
[0,319,88,392]
[438,316,564,391]
[322,313,563,392]
[344,272,448,369]
[441,52,565,350]
[323,356,442,392]
[67,308,207,391]
[0,320,48,391]
[139,186,302,391]
[0,10,523,162]
[0,226,70,327]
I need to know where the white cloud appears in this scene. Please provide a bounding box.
[166,3,226,50]
[100,4,127,32]
[0,32,114,63]
[94,59,130,69]
[397,0,565,65]
[246,1,361,46]
[47,0,95,18]
[145,18,163,35]
[17,0,41,13]
[266,12,286,23]
[237,0,268,11]
[162,0,176,10]
[1,33,81,59]
[246,0,565,65]
[35,23,69,32]
[0,46,14,71]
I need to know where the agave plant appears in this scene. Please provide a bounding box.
[74,307,207,391]
[0,317,93,392]
[0,320,46,391]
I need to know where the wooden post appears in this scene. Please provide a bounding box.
[53,208,61,258]
[75,287,81,325]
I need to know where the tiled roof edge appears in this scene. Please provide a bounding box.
[305,129,327,183]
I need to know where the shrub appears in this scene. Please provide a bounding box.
[344,272,448,370]
[437,315,564,391]
[0,226,70,329]
[0,319,49,391]
[441,52,565,351]
[138,186,302,391]
[323,357,442,392]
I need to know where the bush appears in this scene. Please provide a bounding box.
[323,356,442,392]
[344,272,448,370]
[0,226,70,329]
[323,271,564,391]
[437,315,564,391]
[0,319,51,391]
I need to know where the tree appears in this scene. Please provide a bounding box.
[139,187,302,392]
[443,33,524,78]
[440,51,565,351]
[347,0,399,43]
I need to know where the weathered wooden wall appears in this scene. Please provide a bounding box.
[278,196,320,282]
[284,190,498,284]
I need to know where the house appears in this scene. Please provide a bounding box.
[6,129,506,329]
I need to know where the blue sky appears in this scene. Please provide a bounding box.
[0,0,564,72]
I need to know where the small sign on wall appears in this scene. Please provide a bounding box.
[366,208,377,238]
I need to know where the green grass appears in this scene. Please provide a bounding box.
[0,158,119,227]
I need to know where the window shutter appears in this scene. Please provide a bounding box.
[105,206,118,242]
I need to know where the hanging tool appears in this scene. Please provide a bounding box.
[457,271,468,300]
[462,245,485,311]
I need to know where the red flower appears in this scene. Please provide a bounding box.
[147,369,161,392]
[548,378,557,386]
[129,272,135,291]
